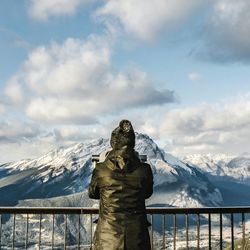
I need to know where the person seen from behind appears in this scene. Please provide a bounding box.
[88,120,154,250]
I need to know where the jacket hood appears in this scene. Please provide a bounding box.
[105,147,140,172]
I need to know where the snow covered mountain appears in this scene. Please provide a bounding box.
[183,154,250,185]
[0,138,109,205]
[183,154,250,206]
[0,133,222,208]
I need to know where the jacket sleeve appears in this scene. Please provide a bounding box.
[145,164,154,199]
[88,167,100,199]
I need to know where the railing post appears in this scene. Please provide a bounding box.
[90,214,93,249]
[185,214,189,249]
[12,214,16,250]
[0,214,2,249]
[150,214,153,250]
[242,212,245,249]
[78,214,81,250]
[197,214,200,249]
[51,214,55,250]
[162,214,165,250]
[231,213,234,249]
[219,213,223,250]
[64,214,67,250]
[208,213,211,250]
[173,214,176,250]
[39,214,42,250]
[25,214,29,249]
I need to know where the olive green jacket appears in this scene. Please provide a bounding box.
[88,150,153,250]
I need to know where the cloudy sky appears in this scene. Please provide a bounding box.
[1,0,250,162]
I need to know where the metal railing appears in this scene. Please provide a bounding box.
[0,206,250,249]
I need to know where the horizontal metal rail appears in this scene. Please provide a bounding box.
[0,206,249,249]
[0,206,250,214]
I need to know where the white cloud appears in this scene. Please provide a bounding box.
[4,35,175,124]
[28,0,90,21]
[28,0,250,63]
[4,76,23,104]
[188,73,201,81]
[0,119,42,143]
[95,0,250,62]
[197,0,250,62]
[159,94,250,155]
[53,124,109,142]
[0,137,56,163]
[25,97,99,124]
[0,102,5,114]
[0,119,110,163]
[95,0,204,41]
[2,92,250,161]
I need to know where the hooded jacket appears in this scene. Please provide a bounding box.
[89,148,153,250]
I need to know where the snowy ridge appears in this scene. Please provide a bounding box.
[3,138,109,174]
[183,154,250,185]
[135,134,222,207]
[0,133,223,208]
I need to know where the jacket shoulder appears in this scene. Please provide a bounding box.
[139,162,151,169]
[139,162,153,173]
[96,161,105,168]
[94,162,106,171]
[94,161,110,173]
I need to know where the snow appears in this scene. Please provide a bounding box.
[0,133,224,208]
[183,154,250,186]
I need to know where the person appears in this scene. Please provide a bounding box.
[88,120,154,250]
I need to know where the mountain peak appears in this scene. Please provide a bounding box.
[0,133,223,207]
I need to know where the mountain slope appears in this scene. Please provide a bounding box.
[183,154,250,185]
[0,138,109,205]
[183,154,250,206]
[0,133,222,207]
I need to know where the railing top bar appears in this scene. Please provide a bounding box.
[146,206,250,214]
[1,206,250,214]
[0,207,93,214]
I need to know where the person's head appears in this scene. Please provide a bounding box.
[110,120,135,150]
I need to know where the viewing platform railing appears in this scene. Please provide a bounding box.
[0,206,250,249]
